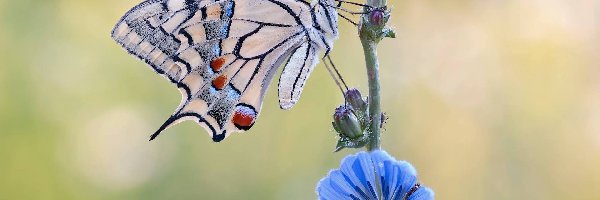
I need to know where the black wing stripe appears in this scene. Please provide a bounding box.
[230,59,251,81]
[318,2,337,35]
[266,0,304,26]
[243,31,304,91]
[290,43,311,99]
[232,18,294,28]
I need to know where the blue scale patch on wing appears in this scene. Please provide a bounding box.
[112,0,241,142]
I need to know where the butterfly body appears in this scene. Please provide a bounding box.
[112,0,339,142]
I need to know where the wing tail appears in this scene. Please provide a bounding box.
[150,114,180,141]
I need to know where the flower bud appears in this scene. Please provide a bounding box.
[333,106,364,139]
[369,9,385,27]
[345,88,368,114]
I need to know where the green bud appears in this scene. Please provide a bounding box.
[333,106,364,139]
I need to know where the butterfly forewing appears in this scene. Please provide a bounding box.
[112,0,339,142]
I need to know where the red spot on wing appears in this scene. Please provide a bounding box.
[212,75,228,90]
[210,57,226,72]
[233,106,256,130]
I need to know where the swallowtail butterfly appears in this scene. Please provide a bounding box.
[111,0,339,142]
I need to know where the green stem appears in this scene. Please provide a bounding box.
[367,0,386,8]
[361,0,387,151]
[362,39,381,151]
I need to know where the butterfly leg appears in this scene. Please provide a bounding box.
[322,55,349,97]
[337,14,358,26]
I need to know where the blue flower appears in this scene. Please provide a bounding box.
[317,150,434,200]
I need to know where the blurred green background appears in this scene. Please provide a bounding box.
[1,0,599,199]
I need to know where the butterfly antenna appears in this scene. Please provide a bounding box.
[326,0,378,26]
[323,57,347,96]
[326,55,349,91]
[325,4,369,15]
[332,0,373,8]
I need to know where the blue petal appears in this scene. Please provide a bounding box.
[407,186,434,200]
[370,151,394,199]
[317,150,434,200]
[370,151,419,200]
[321,170,363,200]
[394,161,418,199]
[317,171,355,200]
[339,152,379,199]
[369,150,395,164]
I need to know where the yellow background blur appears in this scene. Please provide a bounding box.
[1,0,599,199]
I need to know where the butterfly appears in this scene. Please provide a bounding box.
[111,0,341,142]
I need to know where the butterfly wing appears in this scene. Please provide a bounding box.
[112,0,317,141]
[278,42,320,110]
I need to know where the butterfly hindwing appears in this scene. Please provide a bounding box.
[112,0,339,141]
[278,42,319,110]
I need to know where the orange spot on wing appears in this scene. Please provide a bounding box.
[210,57,226,72]
[233,107,256,129]
[212,74,228,90]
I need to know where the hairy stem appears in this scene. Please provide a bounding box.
[360,0,387,151]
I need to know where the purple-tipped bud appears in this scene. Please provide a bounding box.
[345,88,367,113]
[370,9,385,26]
[333,106,364,139]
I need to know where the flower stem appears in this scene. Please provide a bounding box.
[362,40,381,151]
[360,0,387,151]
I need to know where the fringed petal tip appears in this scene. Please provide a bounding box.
[317,150,434,200]
[407,186,435,200]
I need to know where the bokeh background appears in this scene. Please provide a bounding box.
[1,0,599,199]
